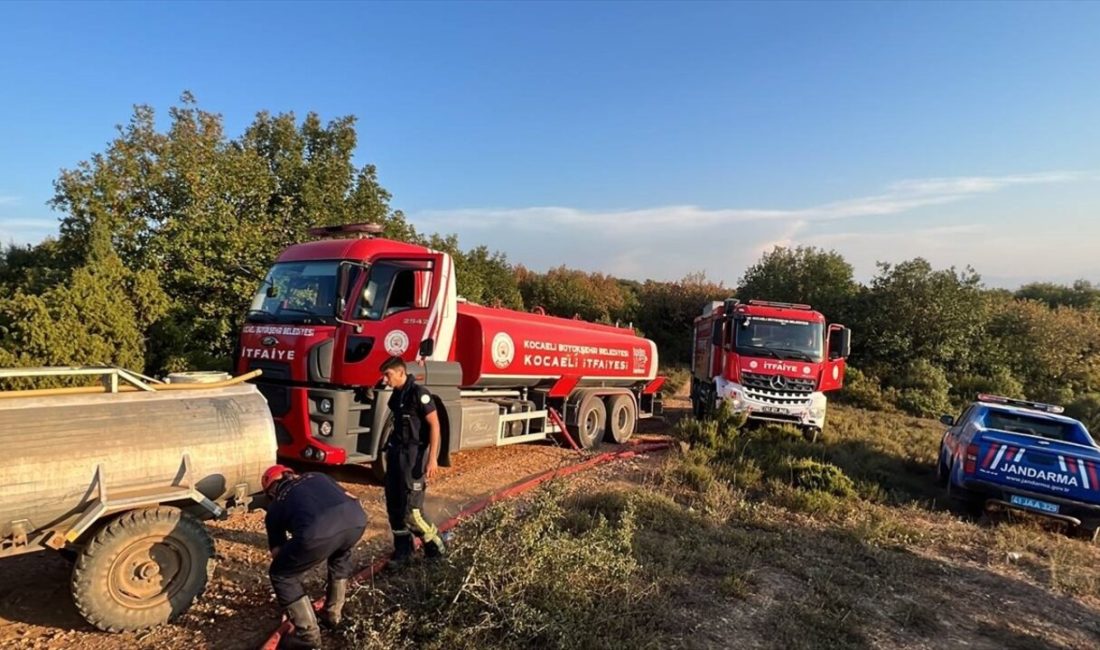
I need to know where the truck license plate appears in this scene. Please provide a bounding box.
[760,406,786,414]
[1010,495,1060,514]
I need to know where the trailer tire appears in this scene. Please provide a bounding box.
[606,395,637,444]
[574,397,607,449]
[71,506,214,632]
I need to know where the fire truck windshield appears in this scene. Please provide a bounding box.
[734,316,823,362]
[247,261,341,324]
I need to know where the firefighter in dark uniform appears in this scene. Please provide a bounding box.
[379,355,446,567]
[262,465,368,649]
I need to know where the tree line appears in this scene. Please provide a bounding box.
[2,96,1098,432]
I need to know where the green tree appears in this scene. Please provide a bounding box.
[852,259,987,378]
[426,234,524,310]
[0,227,169,383]
[634,272,729,366]
[736,246,858,321]
[1015,280,1100,311]
[46,93,411,371]
[985,299,1100,404]
[517,266,635,324]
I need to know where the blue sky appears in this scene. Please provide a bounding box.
[1,1,1098,287]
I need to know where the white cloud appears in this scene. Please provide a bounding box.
[415,170,1093,233]
[412,170,1099,286]
[0,217,55,245]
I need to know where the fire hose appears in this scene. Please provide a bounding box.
[258,438,673,649]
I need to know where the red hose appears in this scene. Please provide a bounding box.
[258,440,671,649]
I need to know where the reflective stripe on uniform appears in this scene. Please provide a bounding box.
[406,508,441,544]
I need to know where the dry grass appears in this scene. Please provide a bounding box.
[337,404,1100,649]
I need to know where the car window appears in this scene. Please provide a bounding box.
[982,410,1077,443]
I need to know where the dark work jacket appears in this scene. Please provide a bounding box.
[265,473,366,549]
[386,378,437,447]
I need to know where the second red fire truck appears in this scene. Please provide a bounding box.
[691,299,851,440]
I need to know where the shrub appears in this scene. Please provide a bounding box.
[780,457,856,497]
[889,360,952,418]
[835,366,893,411]
[339,485,668,650]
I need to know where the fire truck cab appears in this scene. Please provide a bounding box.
[691,299,851,440]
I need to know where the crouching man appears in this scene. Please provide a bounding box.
[262,465,368,649]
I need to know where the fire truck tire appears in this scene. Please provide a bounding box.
[71,506,214,633]
[606,395,637,444]
[573,397,607,449]
[801,426,821,443]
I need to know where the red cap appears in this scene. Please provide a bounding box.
[262,464,293,492]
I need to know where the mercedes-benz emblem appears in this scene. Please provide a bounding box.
[261,335,278,347]
[769,375,787,390]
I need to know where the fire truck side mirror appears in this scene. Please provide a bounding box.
[419,338,435,358]
[336,262,351,316]
[266,285,278,299]
[829,326,851,360]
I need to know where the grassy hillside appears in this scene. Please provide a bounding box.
[333,405,1100,650]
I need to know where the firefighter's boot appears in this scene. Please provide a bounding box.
[280,596,322,649]
[320,578,348,629]
[424,534,446,560]
[386,531,414,570]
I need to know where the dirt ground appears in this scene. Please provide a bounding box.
[0,412,678,650]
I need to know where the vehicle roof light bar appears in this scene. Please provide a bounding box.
[306,222,384,239]
[746,299,813,310]
[976,393,1065,414]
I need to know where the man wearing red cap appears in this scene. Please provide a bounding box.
[262,465,367,649]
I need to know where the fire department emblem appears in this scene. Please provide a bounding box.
[749,360,759,369]
[491,332,515,369]
[384,330,409,356]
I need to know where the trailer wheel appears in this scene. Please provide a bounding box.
[606,395,637,444]
[71,506,214,632]
[574,397,607,449]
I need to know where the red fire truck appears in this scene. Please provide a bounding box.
[690,299,851,440]
[236,223,664,476]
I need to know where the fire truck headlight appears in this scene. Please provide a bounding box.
[319,398,333,414]
[302,448,315,460]
[319,420,333,437]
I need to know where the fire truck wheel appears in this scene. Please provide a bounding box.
[71,506,214,633]
[801,426,821,443]
[574,397,607,449]
[606,395,637,444]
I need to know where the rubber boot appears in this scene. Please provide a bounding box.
[424,535,446,560]
[281,596,322,650]
[320,578,348,629]
[386,532,414,571]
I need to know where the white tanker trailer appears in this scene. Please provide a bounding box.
[0,367,276,632]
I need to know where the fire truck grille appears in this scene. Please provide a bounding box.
[741,371,815,405]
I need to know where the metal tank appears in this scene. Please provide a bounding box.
[452,302,659,389]
[0,367,277,633]
[0,382,275,540]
